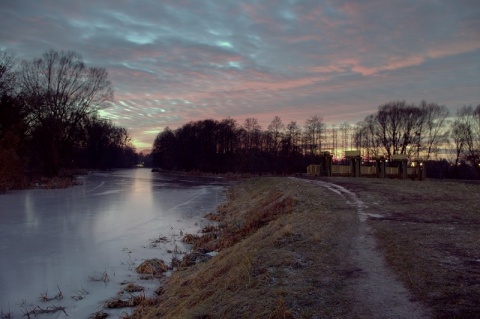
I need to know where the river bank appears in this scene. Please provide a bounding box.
[0,169,226,319]
[128,176,480,318]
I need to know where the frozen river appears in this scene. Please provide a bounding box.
[0,169,225,318]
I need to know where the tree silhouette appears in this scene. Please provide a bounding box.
[0,49,135,188]
[17,50,114,175]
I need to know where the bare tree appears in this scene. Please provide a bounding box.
[286,121,301,147]
[398,105,425,156]
[281,121,302,173]
[330,125,338,158]
[354,120,374,160]
[0,50,17,96]
[17,49,114,174]
[267,116,285,153]
[360,114,382,159]
[0,51,26,189]
[419,101,449,160]
[216,118,238,156]
[265,116,285,174]
[456,105,480,169]
[376,102,402,158]
[339,121,351,152]
[0,51,22,139]
[374,101,426,159]
[304,115,325,154]
[450,119,469,173]
[242,117,262,151]
[18,50,113,130]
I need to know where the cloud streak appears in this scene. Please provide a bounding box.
[1,0,479,149]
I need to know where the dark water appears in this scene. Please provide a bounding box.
[0,169,225,318]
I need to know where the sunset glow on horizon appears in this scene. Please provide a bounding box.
[2,0,479,150]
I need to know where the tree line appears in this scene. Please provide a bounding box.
[151,115,357,175]
[354,101,480,178]
[152,101,480,179]
[153,116,315,175]
[0,50,136,190]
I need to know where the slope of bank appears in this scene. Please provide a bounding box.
[133,177,359,318]
[130,177,480,318]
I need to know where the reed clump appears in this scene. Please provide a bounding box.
[105,293,156,309]
[135,259,168,277]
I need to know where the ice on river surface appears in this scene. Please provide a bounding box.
[0,169,225,318]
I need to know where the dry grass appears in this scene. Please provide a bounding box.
[89,270,110,283]
[90,311,108,319]
[132,177,359,319]
[105,293,157,309]
[329,177,480,318]
[126,176,480,318]
[135,259,168,277]
[0,309,12,319]
[122,283,145,293]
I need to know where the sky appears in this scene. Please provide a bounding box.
[1,0,479,150]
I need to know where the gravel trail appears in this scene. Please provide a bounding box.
[303,178,431,319]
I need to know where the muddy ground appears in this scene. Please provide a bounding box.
[128,176,480,319]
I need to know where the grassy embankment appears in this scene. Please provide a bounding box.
[129,177,480,318]
[133,177,359,318]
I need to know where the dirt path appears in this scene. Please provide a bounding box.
[303,179,431,319]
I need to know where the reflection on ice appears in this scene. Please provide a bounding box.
[92,189,123,196]
[0,169,225,318]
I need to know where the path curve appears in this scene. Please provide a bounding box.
[300,178,431,319]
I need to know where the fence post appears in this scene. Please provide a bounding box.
[376,156,386,178]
